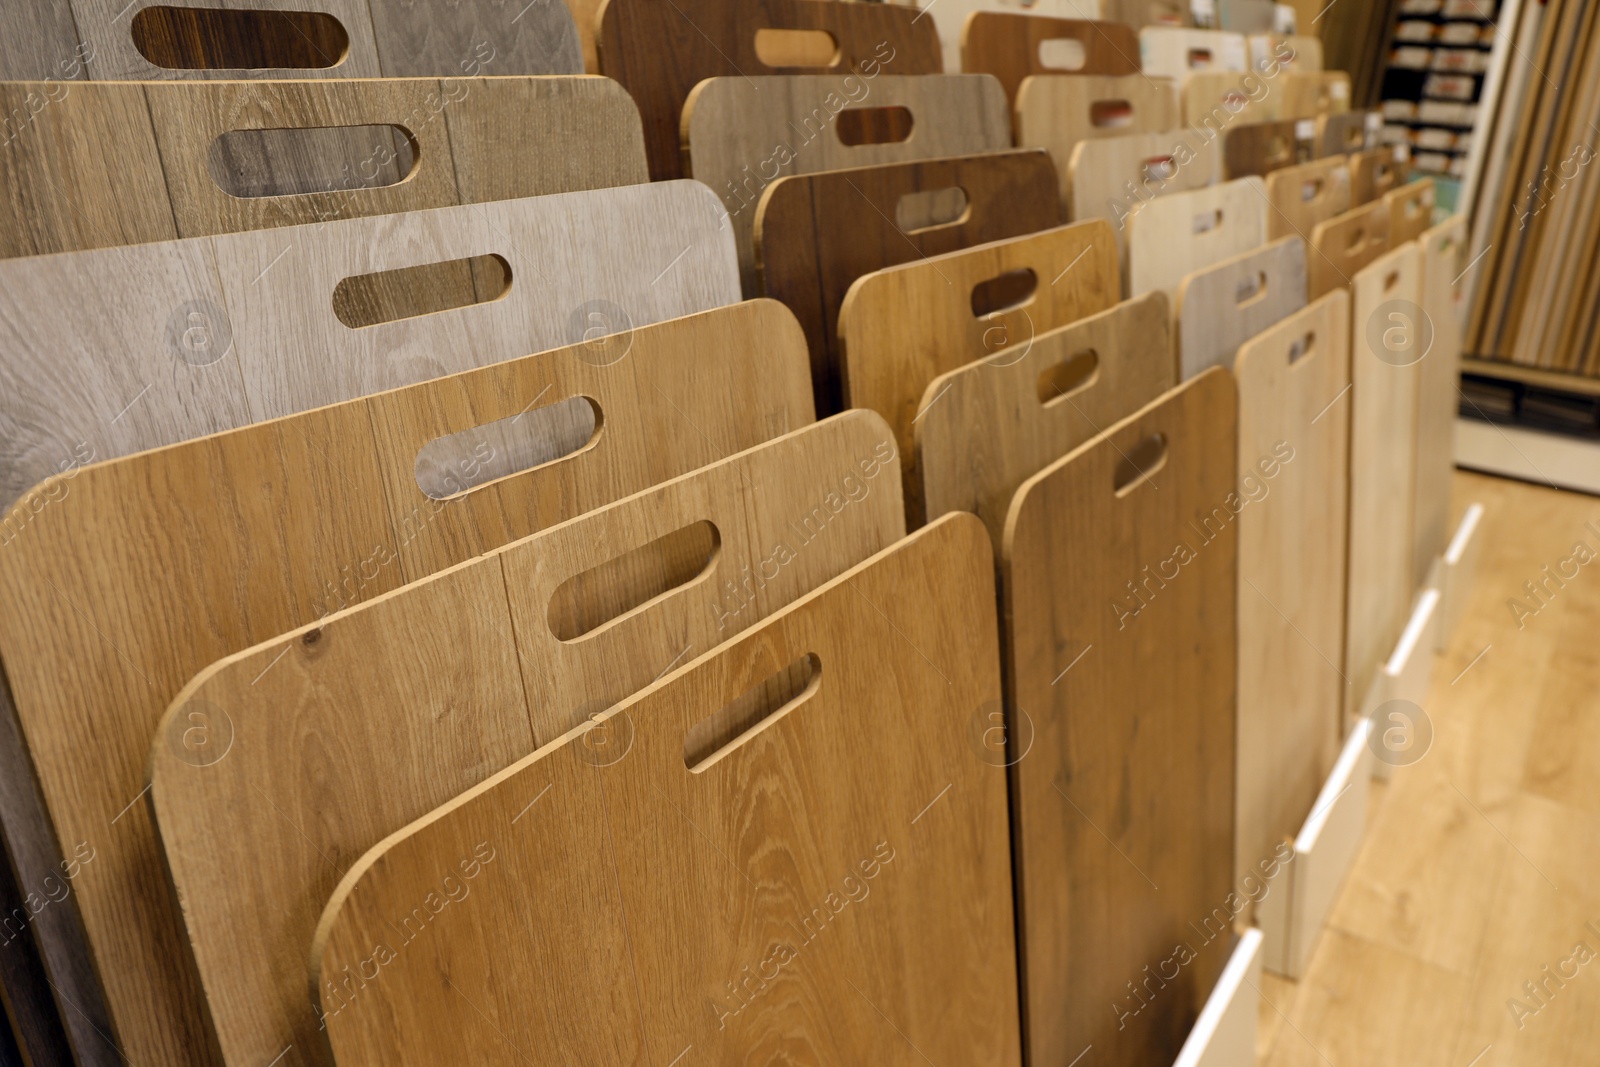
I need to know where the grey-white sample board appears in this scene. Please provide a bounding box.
[1175,236,1308,380]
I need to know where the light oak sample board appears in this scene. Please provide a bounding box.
[0,76,646,259]
[1182,70,1345,127]
[1414,217,1467,587]
[838,221,1121,521]
[1350,145,1406,205]
[1313,110,1372,158]
[1231,293,1350,898]
[1015,74,1181,211]
[0,183,738,512]
[1223,118,1301,179]
[685,73,1011,294]
[1003,369,1237,1067]
[313,513,1021,1067]
[1128,177,1268,311]
[1265,156,1351,241]
[4,0,582,79]
[1345,244,1424,717]
[597,0,940,180]
[0,301,814,1067]
[1308,199,1388,301]
[1067,130,1221,256]
[1386,178,1437,247]
[1139,26,1247,81]
[1103,0,1192,27]
[152,412,897,1067]
[917,293,1175,538]
[959,12,1140,108]
[1176,236,1307,380]
[756,150,1060,416]
[1250,33,1323,71]
[933,0,1102,73]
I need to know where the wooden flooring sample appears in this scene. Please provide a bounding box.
[1351,146,1406,205]
[756,150,1060,416]
[960,12,1140,108]
[314,512,1019,1067]
[1128,177,1268,309]
[1015,74,1182,214]
[151,411,897,1067]
[917,292,1175,538]
[0,300,814,1067]
[1414,217,1467,586]
[1265,156,1352,241]
[838,221,1120,520]
[1308,199,1389,300]
[1231,293,1350,897]
[1176,236,1308,380]
[1104,0,1192,28]
[1250,33,1324,71]
[1314,111,1372,158]
[685,74,1011,294]
[1224,118,1302,179]
[1068,130,1221,259]
[930,0,1101,72]
[1003,369,1237,1067]
[1345,244,1424,717]
[1386,178,1438,247]
[1139,26,1248,81]
[597,0,941,180]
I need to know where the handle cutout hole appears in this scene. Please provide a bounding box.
[1037,349,1100,406]
[753,28,839,68]
[971,268,1037,318]
[1223,90,1251,110]
[1375,162,1392,182]
[1143,155,1177,182]
[836,106,913,146]
[896,186,970,233]
[131,6,348,70]
[1193,209,1223,234]
[1404,195,1424,218]
[1235,271,1268,307]
[1344,126,1363,150]
[1188,47,1213,68]
[207,125,417,198]
[1346,227,1367,251]
[1383,270,1401,293]
[685,653,820,773]
[1301,178,1325,202]
[1090,99,1133,129]
[548,521,720,642]
[1038,37,1087,71]
[1288,331,1316,364]
[414,396,598,501]
[1267,136,1290,161]
[1113,433,1168,496]
[333,253,509,329]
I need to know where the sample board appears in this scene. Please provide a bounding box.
[1231,293,1351,898]
[1068,130,1221,257]
[1176,236,1308,380]
[917,293,1175,539]
[314,513,1022,1067]
[151,412,899,1067]
[1265,157,1352,241]
[1183,71,1348,126]
[1004,369,1237,1067]
[597,0,941,180]
[1223,119,1301,179]
[1414,217,1468,588]
[756,150,1060,416]
[1313,111,1373,158]
[1307,199,1389,301]
[0,301,815,1067]
[1139,26,1248,81]
[1350,145,1406,205]
[960,12,1140,107]
[1016,74,1182,214]
[0,76,646,260]
[931,0,1102,72]
[685,74,1012,293]
[1250,33,1324,71]
[1128,177,1268,311]
[1386,178,1437,247]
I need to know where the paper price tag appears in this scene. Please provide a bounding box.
[1366,111,1383,132]
[1295,119,1315,140]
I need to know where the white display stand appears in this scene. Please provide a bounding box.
[1431,503,1485,652]
[1172,928,1265,1067]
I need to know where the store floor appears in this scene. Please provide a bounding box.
[1256,470,1600,1066]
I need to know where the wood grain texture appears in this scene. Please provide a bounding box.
[1265,156,1351,242]
[1139,26,1247,81]
[1015,73,1181,216]
[929,0,1101,72]
[1003,368,1237,1067]
[1067,129,1221,260]
[0,845,73,1067]
[1308,199,1389,301]
[916,292,1175,539]
[1350,145,1405,205]
[1222,118,1301,179]
[0,183,734,513]
[755,149,1060,416]
[1176,235,1307,380]
[0,300,813,1067]
[1413,217,1467,586]
[0,0,82,81]
[1385,178,1437,248]
[1230,292,1349,898]
[362,0,583,77]
[151,411,893,1067]
[597,0,941,180]
[1345,243,1423,718]
[1128,177,1268,311]
[1313,111,1371,158]
[959,12,1140,108]
[685,74,1011,294]
[1102,0,1192,28]
[313,512,1019,1067]
[838,221,1121,521]
[1249,34,1323,72]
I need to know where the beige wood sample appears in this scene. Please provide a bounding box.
[959,11,1140,108]
[933,0,1102,72]
[1176,236,1308,380]
[1128,177,1268,309]
[683,74,1011,293]
[838,221,1120,520]
[1249,34,1324,71]
[152,411,897,1067]
[0,76,646,259]
[1139,26,1248,81]
[1385,178,1437,247]
[1313,110,1371,158]
[0,182,737,512]
[1308,199,1389,301]
[1344,243,1424,718]
[1230,292,1350,899]
[1067,129,1221,258]
[1414,216,1467,584]
[1180,69,1342,129]
[1279,71,1351,119]
[313,512,1020,1067]
[1265,156,1351,241]
[1015,73,1181,213]
[1003,368,1237,1067]
[916,292,1175,539]
[1223,118,1301,179]
[1350,145,1405,205]
[0,300,814,1067]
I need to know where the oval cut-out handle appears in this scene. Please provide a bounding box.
[1090,99,1134,129]
[896,186,970,234]
[208,125,417,199]
[414,395,599,500]
[1345,226,1367,251]
[1235,271,1268,307]
[1188,47,1213,69]
[332,253,509,329]
[133,5,349,70]
[1343,125,1364,150]
[1288,330,1317,364]
[1037,349,1099,406]
[684,653,821,773]
[548,520,721,642]
[1144,155,1177,182]
[1301,178,1325,202]
[971,268,1037,319]
[753,28,839,67]
[1113,433,1168,496]
[1038,37,1087,71]
[836,107,913,146]
[1383,270,1401,293]
[1193,209,1223,235]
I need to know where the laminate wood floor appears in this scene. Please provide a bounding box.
[1256,469,1600,1066]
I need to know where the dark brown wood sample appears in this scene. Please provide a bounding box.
[1224,118,1303,179]
[596,0,941,180]
[756,149,1060,415]
[960,12,1141,110]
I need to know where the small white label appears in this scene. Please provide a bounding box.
[1192,0,1217,20]
[1366,111,1383,132]
[1393,144,1408,163]
[1274,5,1297,33]
[1332,82,1350,100]
[1296,119,1315,140]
